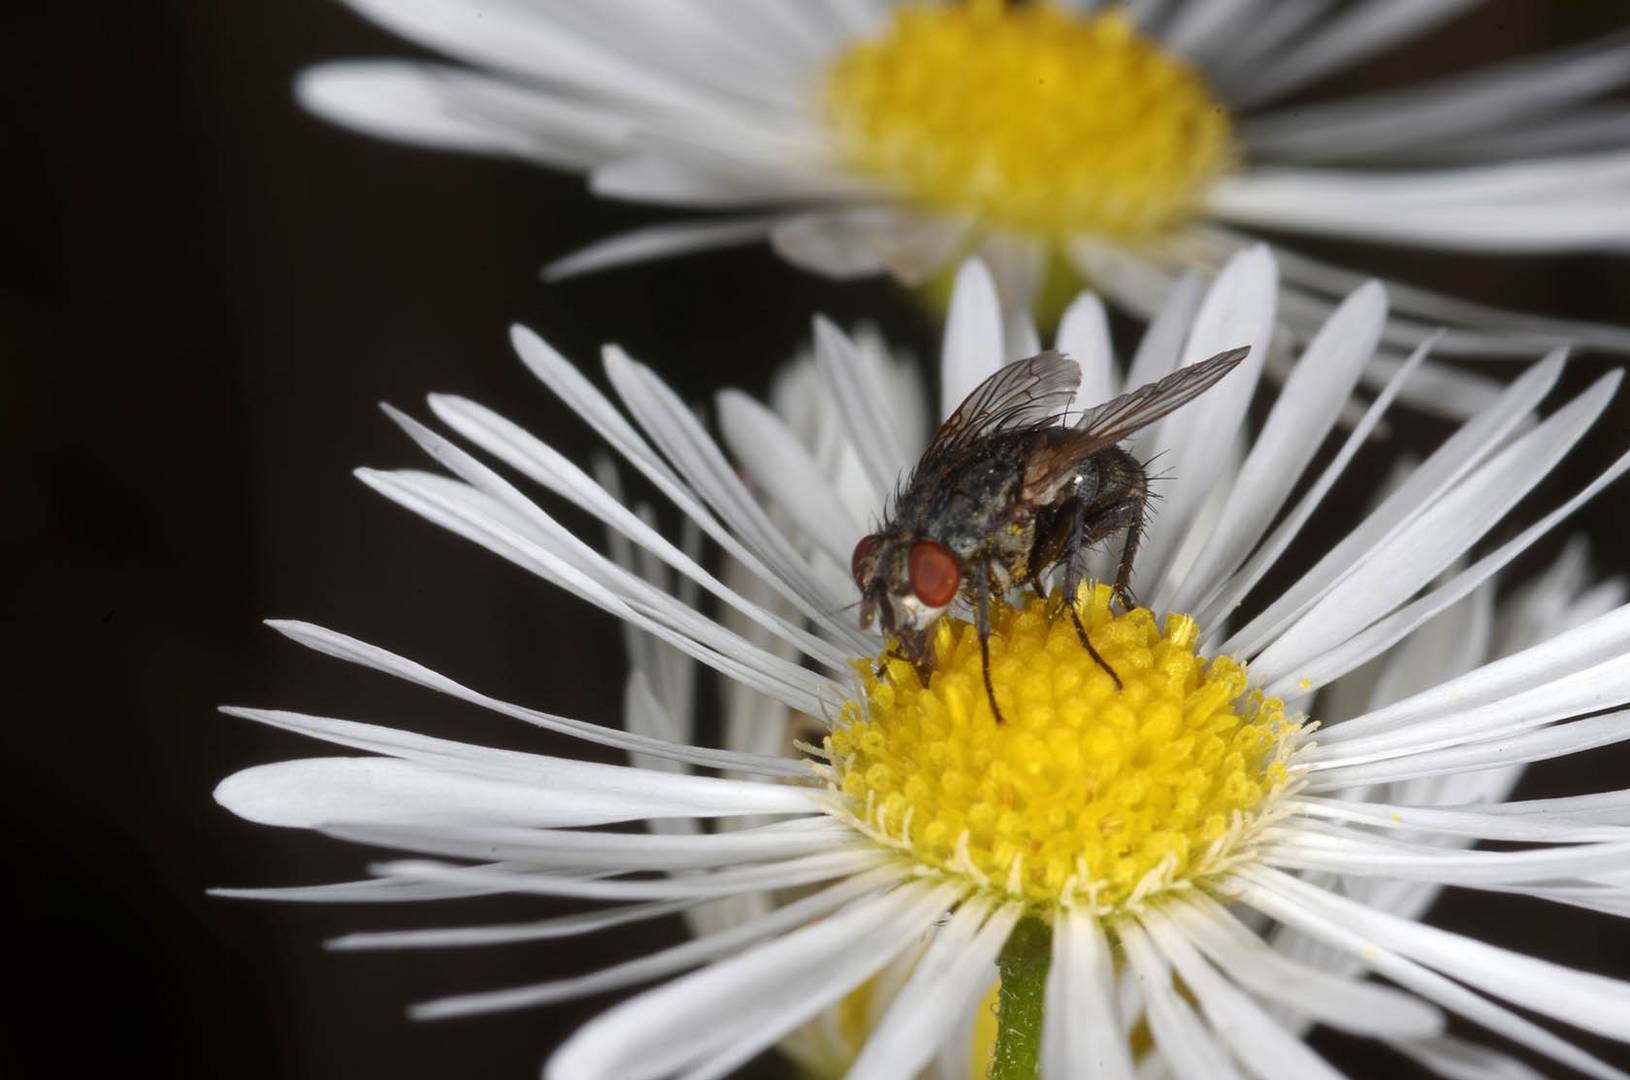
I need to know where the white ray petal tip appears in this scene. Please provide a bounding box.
[508,323,553,360]
[291,61,376,119]
[214,762,314,826]
[600,342,635,374]
[949,256,997,298]
[811,313,848,347]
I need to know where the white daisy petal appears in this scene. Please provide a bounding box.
[1209,158,1630,252]
[1121,920,1246,1080]
[336,0,727,115]
[1134,245,1276,598]
[1291,796,1630,845]
[1205,0,1333,92]
[296,61,629,167]
[426,394,845,667]
[976,233,1048,315]
[716,387,864,565]
[1214,226,1630,355]
[1172,895,1443,1039]
[545,217,782,280]
[1428,106,1630,164]
[1004,309,1043,364]
[544,880,957,1080]
[1265,831,1630,888]
[410,866,900,1019]
[1159,0,1275,66]
[1231,0,1481,108]
[324,816,851,871]
[1042,909,1136,1080]
[1222,350,1565,659]
[939,259,1006,421]
[355,467,833,709]
[1248,867,1630,1046]
[215,753,818,831]
[771,207,930,280]
[1393,1035,1548,1080]
[1328,601,1630,745]
[602,348,846,607]
[1056,291,1117,416]
[511,327,867,652]
[847,899,1020,1080]
[216,706,819,816]
[1310,707,1630,792]
[589,148,847,209]
[1241,868,1630,1080]
[812,316,914,497]
[1139,908,1345,1080]
[376,847,889,904]
[1195,336,1428,635]
[1164,280,1383,612]
[1244,33,1630,164]
[1268,441,1630,698]
[326,898,698,951]
[263,619,806,776]
[550,1,813,106]
[210,875,511,904]
[1460,788,1630,827]
[1313,623,1630,768]
[1069,240,1185,324]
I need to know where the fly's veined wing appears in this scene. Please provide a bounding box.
[1022,346,1250,494]
[920,350,1081,466]
[1072,346,1250,446]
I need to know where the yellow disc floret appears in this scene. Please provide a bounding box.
[824,2,1234,240]
[822,587,1304,914]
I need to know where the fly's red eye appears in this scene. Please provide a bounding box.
[851,534,880,586]
[908,540,960,608]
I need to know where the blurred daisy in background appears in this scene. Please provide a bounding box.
[300,0,1630,376]
[216,252,1630,1078]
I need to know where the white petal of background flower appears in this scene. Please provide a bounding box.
[299,0,1630,409]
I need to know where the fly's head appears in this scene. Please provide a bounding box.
[851,531,961,681]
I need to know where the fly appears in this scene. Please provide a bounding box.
[850,346,1249,724]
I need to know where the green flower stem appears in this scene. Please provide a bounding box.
[990,916,1052,1080]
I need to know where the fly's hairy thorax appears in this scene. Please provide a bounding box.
[896,429,1047,581]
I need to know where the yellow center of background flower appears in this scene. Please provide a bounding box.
[824,2,1234,240]
[823,587,1302,913]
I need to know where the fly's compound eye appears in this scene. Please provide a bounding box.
[851,533,880,587]
[908,540,960,608]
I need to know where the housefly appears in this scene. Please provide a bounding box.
[849,345,1249,724]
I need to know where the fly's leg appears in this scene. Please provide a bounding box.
[1057,498,1124,690]
[874,646,910,680]
[1026,504,1072,615]
[975,565,1007,725]
[1073,495,1148,612]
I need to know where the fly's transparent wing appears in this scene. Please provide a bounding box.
[1022,346,1250,494]
[920,351,1082,467]
[1071,346,1250,449]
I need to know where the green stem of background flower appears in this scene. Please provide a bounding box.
[990,916,1052,1080]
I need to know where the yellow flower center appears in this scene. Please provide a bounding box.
[822,587,1304,914]
[823,2,1234,240]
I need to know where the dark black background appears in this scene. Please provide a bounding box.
[7,2,1630,1077]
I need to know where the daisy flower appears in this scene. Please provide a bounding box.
[215,250,1630,1078]
[665,306,1630,1078]
[300,0,1630,373]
